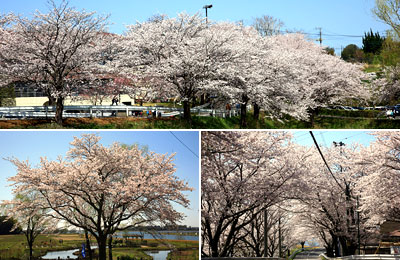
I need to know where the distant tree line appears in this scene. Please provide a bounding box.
[341,29,387,64]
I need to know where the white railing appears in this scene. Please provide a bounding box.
[320,253,400,260]
[0,105,240,119]
[201,257,285,260]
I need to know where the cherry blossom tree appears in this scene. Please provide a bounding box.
[2,192,57,260]
[259,34,370,124]
[292,142,375,257]
[206,31,369,127]
[356,131,400,226]
[369,65,400,105]
[0,0,113,124]
[233,204,297,257]
[123,14,253,124]
[121,13,207,124]
[201,131,308,257]
[7,134,192,260]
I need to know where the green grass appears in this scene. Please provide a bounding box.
[0,234,87,259]
[0,234,198,260]
[3,108,400,129]
[112,239,198,260]
[363,64,382,73]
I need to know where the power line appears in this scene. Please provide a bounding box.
[309,131,344,191]
[169,131,199,158]
[337,132,366,143]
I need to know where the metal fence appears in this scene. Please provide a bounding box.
[321,253,400,260]
[201,257,285,260]
[0,105,240,119]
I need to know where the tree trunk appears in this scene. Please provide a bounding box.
[326,244,334,257]
[85,230,93,260]
[183,100,192,125]
[25,228,34,260]
[97,235,107,260]
[333,235,340,257]
[309,107,320,127]
[200,94,205,105]
[28,241,33,260]
[211,239,219,257]
[55,97,64,125]
[253,103,260,120]
[108,235,113,260]
[339,236,356,256]
[240,99,249,128]
[46,89,56,106]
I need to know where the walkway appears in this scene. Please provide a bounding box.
[295,248,326,260]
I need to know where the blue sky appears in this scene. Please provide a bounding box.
[292,130,377,148]
[1,0,391,54]
[0,130,199,228]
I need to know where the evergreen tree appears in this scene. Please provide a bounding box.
[362,29,385,54]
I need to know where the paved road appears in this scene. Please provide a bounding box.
[295,248,326,260]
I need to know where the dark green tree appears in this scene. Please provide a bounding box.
[0,216,21,235]
[341,44,363,62]
[362,29,385,54]
[0,85,16,107]
[324,47,335,56]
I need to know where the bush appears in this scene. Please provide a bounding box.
[148,242,158,248]
[125,240,140,247]
[0,84,16,107]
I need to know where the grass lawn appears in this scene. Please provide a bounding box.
[0,234,88,259]
[0,234,198,260]
[112,239,198,260]
[363,63,382,73]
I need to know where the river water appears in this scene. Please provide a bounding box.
[116,230,198,241]
[41,248,79,259]
[42,249,171,260]
[146,250,171,260]
[41,231,197,259]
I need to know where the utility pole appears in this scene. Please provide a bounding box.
[357,196,361,255]
[201,4,212,105]
[203,5,213,24]
[316,27,322,46]
[278,216,282,258]
[264,210,268,257]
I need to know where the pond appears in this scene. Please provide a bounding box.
[41,248,172,260]
[41,246,98,259]
[41,248,79,259]
[146,250,171,260]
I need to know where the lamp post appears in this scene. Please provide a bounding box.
[203,4,213,24]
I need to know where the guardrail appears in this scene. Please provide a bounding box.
[320,253,400,260]
[0,105,240,119]
[202,252,324,260]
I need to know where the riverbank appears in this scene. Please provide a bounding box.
[0,234,199,259]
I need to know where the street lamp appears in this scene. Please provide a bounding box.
[203,4,213,24]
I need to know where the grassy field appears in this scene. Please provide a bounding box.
[0,234,199,260]
[0,234,88,259]
[1,109,399,129]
